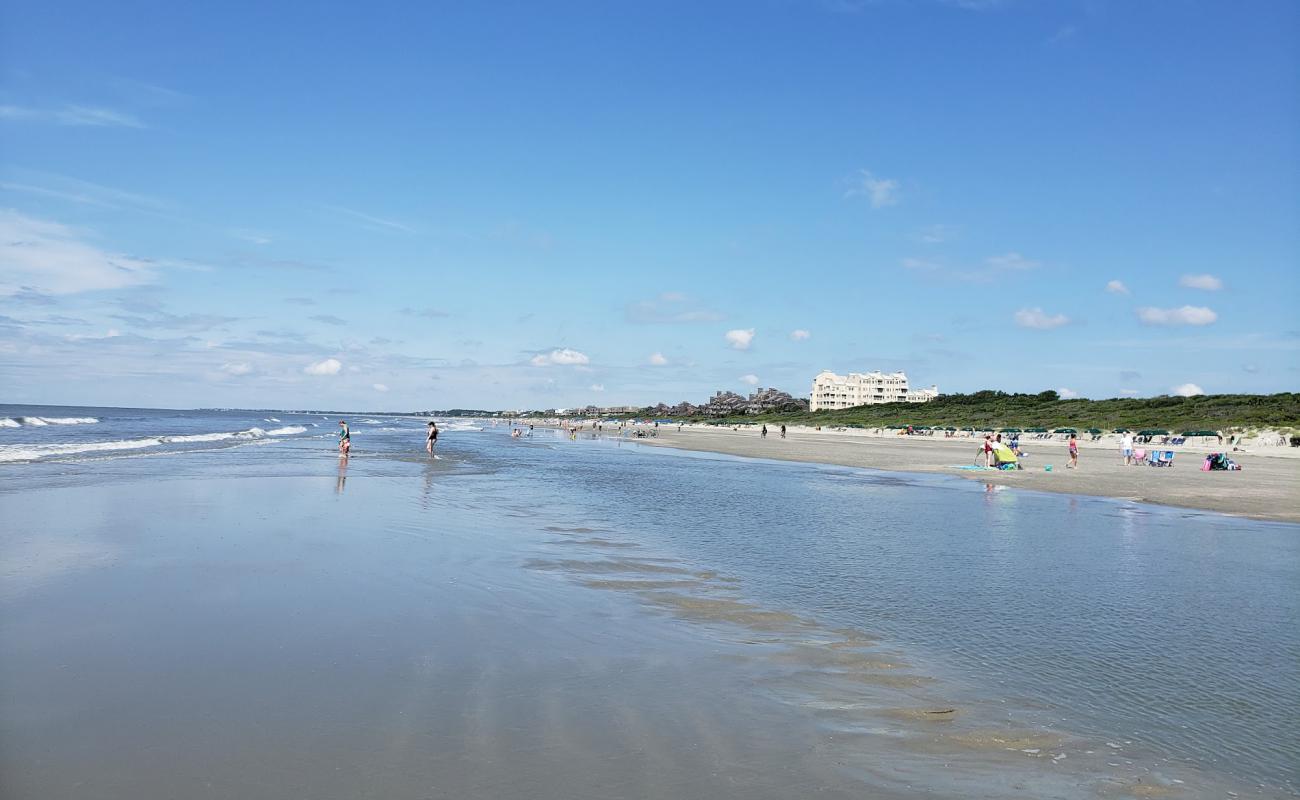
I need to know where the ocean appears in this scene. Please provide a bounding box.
[2,404,1297,798]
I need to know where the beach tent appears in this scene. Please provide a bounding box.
[990,441,1018,465]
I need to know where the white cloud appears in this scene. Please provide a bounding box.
[915,224,954,244]
[1120,389,1140,397]
[589,383,605,392]
[372,383,389,392]
[1179,273,1223,291]
[846,169,900,208]
[1136,306,1217,326]
[0,210,158,296]
[1171,382,1205,397]
[790,329,811,341]
[530,348,590,366]
[221,362,252,376]
[0,104,144,128]
[725,328,755,350]
[1105,279,1129,295]
[1058,388,1080,399]
[304,358,342,376]
[1014,307,1070,330]
[648,352,669,366]
[740,374,760,386]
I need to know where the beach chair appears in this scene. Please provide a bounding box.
[1132,448,1146,463]
[1153,450,1174,467]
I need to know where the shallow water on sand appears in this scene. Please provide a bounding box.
[2,413,1297,798]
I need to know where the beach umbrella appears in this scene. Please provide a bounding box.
[1087,428,1102,434]
[1053,428,1077,434]
[913,425,930,430]
[945,426,957,431]
[1026,427,1048,433]
[1138,429,1169,436]
[1181,430,1218,437]
[960,426,976,431]
[1113,428,1130,433]
[999,427,1021,433]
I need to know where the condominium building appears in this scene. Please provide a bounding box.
[809,370,938,411]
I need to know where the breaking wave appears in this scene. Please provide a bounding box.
[0,425,309,463]
[1,416,99,427]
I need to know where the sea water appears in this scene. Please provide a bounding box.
[2,406,1297,797]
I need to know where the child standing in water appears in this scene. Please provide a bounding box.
[338,420,351,455]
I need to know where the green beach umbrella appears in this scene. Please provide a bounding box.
[1181,430,1218,437]
[945,426,957,431]
[961,426,976,431]
[1113,428,1130,433]
[1138,429,1169,436]
[1053,428,1077,434]
[1026,427,1048,433]
[999,427,1021,433]
[1087,428,1102,434]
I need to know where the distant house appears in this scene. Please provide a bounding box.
[810,370,937,411]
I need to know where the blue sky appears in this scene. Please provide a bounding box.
[2,0,1297,411]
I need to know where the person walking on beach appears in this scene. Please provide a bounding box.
[780,424,786,439]
[1067,433,1078,469]
[338,420,351,456]
[1121,431,1134,465]
[426,421,439,455]
[761,424,768,439]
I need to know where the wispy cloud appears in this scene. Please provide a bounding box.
[0,170,164,212]
[373,383,389,392]
[530,348,590,366]
[1179,273,1224,291]
[845,169,899,208]
[626,292,725,324]
[589,383,605,392]
[914,224,955,244]
[740,373,760,386]
[399,307,450,318]
[905,251,1041,283]
[309,314,347,326]
[323,204,414,233]
[790,329,811,341]
[0,104,144,128]
[1171,382,1204,397]
[0,210,158,296]
[1136,306,1217,326]
[230,228,273,245]
[221,362,253,376]
[648,352,669,366]
[1014,307,1070,330]
[725,328,756,350]
[1105,279,1129,295]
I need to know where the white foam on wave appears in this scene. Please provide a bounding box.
[0,425,308,463]
[2,416,99,427]
[360,418,384,425]
[441,422,484,432]
[264,417,281,423]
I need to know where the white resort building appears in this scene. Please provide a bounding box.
[809,370,939,411]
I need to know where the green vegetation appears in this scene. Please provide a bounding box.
[706,391,1300,432]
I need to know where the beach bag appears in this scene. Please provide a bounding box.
[1201,458,1211,471]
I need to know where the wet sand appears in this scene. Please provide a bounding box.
[629,427,1300,523]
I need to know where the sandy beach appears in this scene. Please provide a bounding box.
[619,425,1300,523]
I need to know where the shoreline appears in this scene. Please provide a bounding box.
[580,425,1300,523]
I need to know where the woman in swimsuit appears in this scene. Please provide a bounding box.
[426,421,438,454]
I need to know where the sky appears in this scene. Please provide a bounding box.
[1,0,1297,411]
